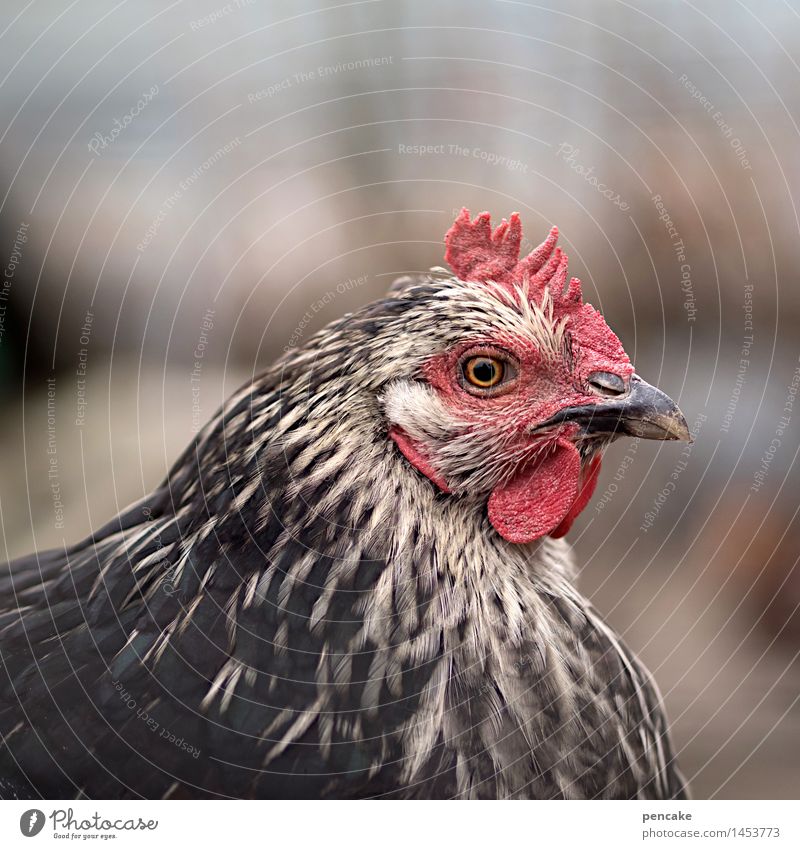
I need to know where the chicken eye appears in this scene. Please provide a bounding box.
[463,356,504,388]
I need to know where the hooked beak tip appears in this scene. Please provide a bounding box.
[626,410,692,442]
[622,377,692,443]
[609,376,692,443]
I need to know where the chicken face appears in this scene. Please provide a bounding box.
[382,210,689,544]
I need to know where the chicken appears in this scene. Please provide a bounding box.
[0,209,690,800]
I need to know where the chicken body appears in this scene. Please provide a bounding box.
[0,214,688,799]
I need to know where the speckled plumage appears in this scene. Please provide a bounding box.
[0,217,687,799]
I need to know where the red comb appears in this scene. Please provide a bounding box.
[445,208,580,303]
[444,208,631,366]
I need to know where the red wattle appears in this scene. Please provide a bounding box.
[487,439,582,544]
[549,454,602,538]
[389,425,602,543]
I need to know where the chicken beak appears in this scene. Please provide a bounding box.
[537,375,692,442]
[610,375,692,442]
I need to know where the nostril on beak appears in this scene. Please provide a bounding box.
[587,371,627,398]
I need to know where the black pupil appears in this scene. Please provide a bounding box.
[472,359,497,384]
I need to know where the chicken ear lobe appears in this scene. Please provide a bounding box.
[389,427,451,493]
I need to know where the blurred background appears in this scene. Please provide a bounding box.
[0,0,798,798]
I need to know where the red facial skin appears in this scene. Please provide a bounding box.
[390,331,633,543]
[424,331,632,439]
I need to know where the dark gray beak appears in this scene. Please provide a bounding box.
[538,375,692,442]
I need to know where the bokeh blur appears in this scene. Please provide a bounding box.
[1,0,798,799]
